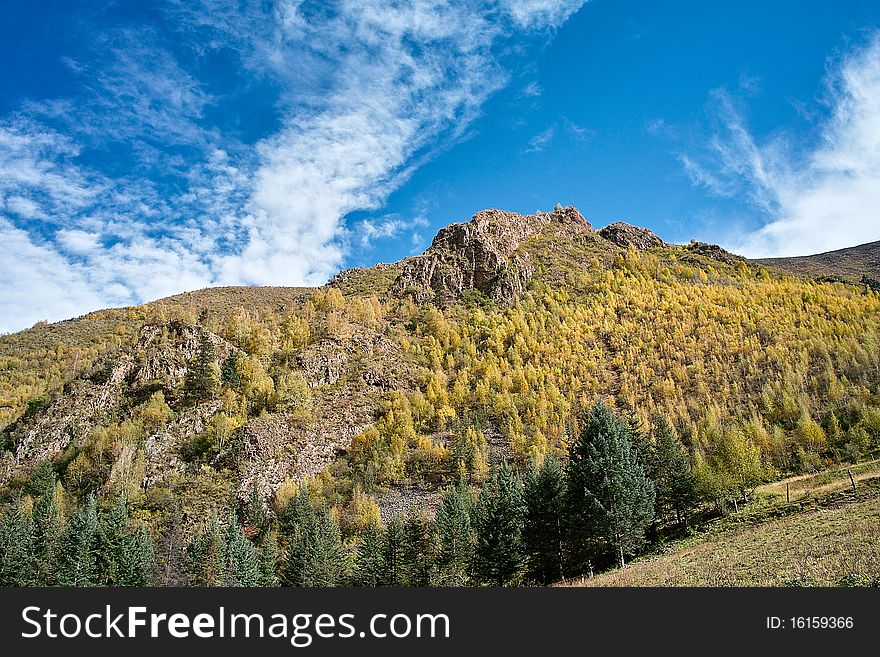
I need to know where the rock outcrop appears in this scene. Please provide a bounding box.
[391,206,594,304]
[0,321,238,486]
[684,240,744,265]
[599,222,665,250]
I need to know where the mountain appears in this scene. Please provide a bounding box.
[755,240,880,283]
[1,206,879,585]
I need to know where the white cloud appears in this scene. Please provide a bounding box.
[684,33,880,257]
[0,219,110,330]
[56,229,101,255]
[0,0,590,332]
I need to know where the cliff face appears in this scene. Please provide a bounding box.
[391,206,594,304]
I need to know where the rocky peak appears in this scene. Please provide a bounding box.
[598,222,665,250]
[391,206,593,304]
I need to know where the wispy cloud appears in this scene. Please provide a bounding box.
[525,125,557,152]
[524,115,591,152]
[682,32,880,257]
[0,0,589,333]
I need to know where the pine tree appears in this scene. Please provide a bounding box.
[0,501,35,586]
[278,490,315,584]
[383,516,406,586]
[220,353,242,389]
[566,403,655,570]
[97,496,129,585]
[402,512,437,586]
[183,331,218,404]
[523,454,567,584]
[119,525,156,586]
[225,512,260,586]
[56,494,99,586]
[353,522,387,586]
[652,416,698,526]
[257,531,280,586]
[187,513,227,586]
[31,474,60,585]
[280,491,349,586]
[434,479,473,586]
[471,461,525,586]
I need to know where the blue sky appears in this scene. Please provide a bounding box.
[2,1,880,332]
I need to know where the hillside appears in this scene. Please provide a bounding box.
[574,471,880,587]
[755,240,880,283]
[1,205,880,586]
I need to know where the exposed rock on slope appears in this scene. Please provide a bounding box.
[391,206,594,304]
[684,241,744,265]
[598,222,665,250]
[1,321,239,484]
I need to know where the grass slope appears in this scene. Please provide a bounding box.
[755,240,880,281]
[574,475,880,587]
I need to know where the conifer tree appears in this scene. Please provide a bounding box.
[31,475,60,585]
[354,522,387,586]
[119,525,156,586]
[280,491,349,586]
[56,494,99,586]
[382,516,406,586]
[402,512,437,586]
[523,454,567,584]
[566,403,655,570]
[225,512,260,586]
[187,513,227,586]
[97,496,129,585]
[652,416,698,526]
[434,479,473,586]
[183,331,218,404]
[0,502,35,586]
[471,461,525,586]
[257,531,280,587]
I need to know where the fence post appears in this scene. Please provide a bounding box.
[848,469,856,492]
[786,482,790,503]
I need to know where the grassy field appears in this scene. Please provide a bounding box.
[571,471,880,587]
[757,460,880,502]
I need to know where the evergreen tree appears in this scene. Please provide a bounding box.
[382,516,407,586]
[183,331,218,404]
[97,496,129,585]
[471,461,525,586]
[186,513,227,586]
[402,512,437,586]
[353,522,386,586]
[523,454,567,584]
[225,512,260,586]
[566,403,656,570]
[220,353,242,389]
[257,531,280,586]
[434,479,473,586]
[118,525,156,586]
[278,490,315,584]
[56,494,99,586]
[31,475,60,585]
[280,491,349,586]
[0,502,35,586]
[652,416,698,526]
